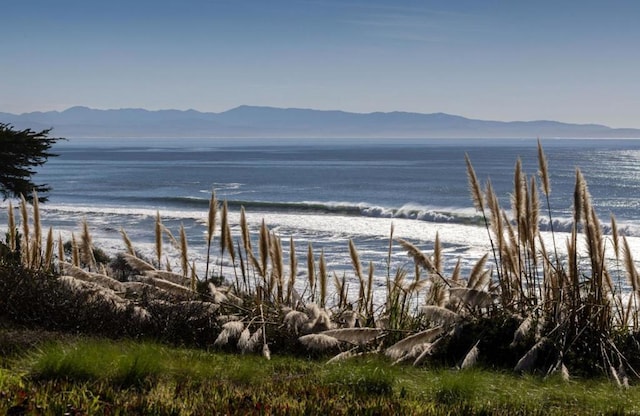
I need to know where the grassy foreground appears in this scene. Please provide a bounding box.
[0,335,638,415]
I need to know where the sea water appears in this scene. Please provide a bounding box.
[3,137,640,297]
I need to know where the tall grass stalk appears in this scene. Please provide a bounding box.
[32,190,42,268]
[7,201,16,251]
[155,211,163,268]
[19,195,30,266]
[180,224,189,278]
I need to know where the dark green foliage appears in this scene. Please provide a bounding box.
[0,259,150,339]
[0,123,63,202]
[143,299,221,347]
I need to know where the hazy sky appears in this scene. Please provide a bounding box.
[2,0,639,127]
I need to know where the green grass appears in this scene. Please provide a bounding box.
[0,336,638,415]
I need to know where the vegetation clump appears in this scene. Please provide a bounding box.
[2,140,640,384]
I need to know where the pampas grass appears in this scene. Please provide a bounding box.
[298,333,340,351]
[122,253,156,272]
[510,315,533,347]
[7,201,16,251]
[284,310,310,334]
[31,190,42,267]
[321,328,384,345]
[179,224,189,278]
[449,287,493,309]
[307,243,315,300]
[214,321,245,347]
[348,240,365,307]
[396,238,436,274]
[514,337,548,373]
[205,191,218,279]
[385,326,443,360]
[139,275,193,298]
[421,305,460,326]
[287,236,297,304]
[319,250,328,308]
[155,211,163,268]
[460,341,480,369]
[80,219,96,270]
[20,195,30,265]
[44,227,54,269]
[145,270,186,286]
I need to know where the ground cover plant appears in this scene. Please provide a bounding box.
[3,140,640,392]
[0,337,638,415]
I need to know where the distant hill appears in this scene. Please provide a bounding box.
[1,105,638,138]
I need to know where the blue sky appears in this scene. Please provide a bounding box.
[2,0,639,127]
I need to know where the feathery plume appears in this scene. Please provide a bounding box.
[259,220,269,280]
[537,139,551,196]
[348,240,365,305]
[396,238,435,273]
[465,154,484,212]
[262,343,271,360]
[44,227,54,269]
[413,337,445,367]
[20,195,30,264]
[307,243,316,298]
[214,321,245,347]
[122,253,156,272]
[287,236,297,304]
[240,206,252,252]
[319,250,328,307]
[57,232,64,265]
[611,215,620,260]
[321,328,384,345]
[514,337,547,372]
[140,275,193,297]
[460,341,480,369]
[385,326,443,360]
[449,287,493,309]
[220,200,230,260]
[421,305,460,326]
[237,328,251,353]
[451,258,462,284]
[32,190,41,266]
[207,191,218,245]
[155,211,163,268]
[365,261,374,315]
[467,254,489,290]
[327,350,364,364]
[433,232,443,273]
[180,224,189,278]
[529,176,540,241]
[145,270,186,285]
[120,228,135,256]
[80,218,96,270]
[248,328,263,352]
[573,169,585,225]
[298,334,340,351]
[510,315,533,347]
[284,310,310,334]
[208,283,229,304]
[7,201,16,251]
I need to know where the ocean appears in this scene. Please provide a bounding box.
[3,137,640,296]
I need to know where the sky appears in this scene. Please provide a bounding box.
[2,0,639,128]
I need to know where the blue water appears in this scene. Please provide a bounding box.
[35,138,640,225]
[4,137,640,291]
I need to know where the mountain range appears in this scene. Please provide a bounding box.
[1,105,639,139]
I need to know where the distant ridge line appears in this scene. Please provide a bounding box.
[1,105,638,139]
